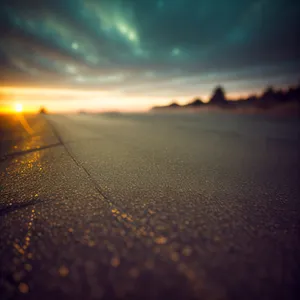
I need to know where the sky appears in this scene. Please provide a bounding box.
[0,0,300,112]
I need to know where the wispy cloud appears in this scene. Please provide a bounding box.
[0,0,299,110]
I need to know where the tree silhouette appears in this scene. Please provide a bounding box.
[39,106,47,114]
[189,98,204,106]
[262,86,275,100]
[286,83,300,102]
[168,101,180,108]
[209,86,227,105]
[258,86,276,109]
[152,81,300,111]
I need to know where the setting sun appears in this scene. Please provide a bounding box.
[15,103,23,113]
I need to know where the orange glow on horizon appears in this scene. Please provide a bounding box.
[0,85,263,113]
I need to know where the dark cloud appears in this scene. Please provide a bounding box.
[0,0,299,98]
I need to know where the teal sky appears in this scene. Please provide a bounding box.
[0,0,299,111]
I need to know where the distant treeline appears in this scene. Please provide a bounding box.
[152,82,300,111]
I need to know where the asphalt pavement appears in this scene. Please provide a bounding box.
[0,112,299,300]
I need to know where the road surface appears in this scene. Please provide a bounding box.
[0,112,299,300]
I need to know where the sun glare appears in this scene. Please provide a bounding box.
[15,103,23,113]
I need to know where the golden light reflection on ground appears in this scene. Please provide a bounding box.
[2,117,45,295]
[13,207,37,294]
[17,114,34,135]
[107,202,200,291]
[1,114,203,297]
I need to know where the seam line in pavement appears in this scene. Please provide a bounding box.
[46,117,141,226]
[44,116,208,294]
[0,142,63,162]
[47,118,109,200]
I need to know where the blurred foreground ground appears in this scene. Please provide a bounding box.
[0,112,299,300]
